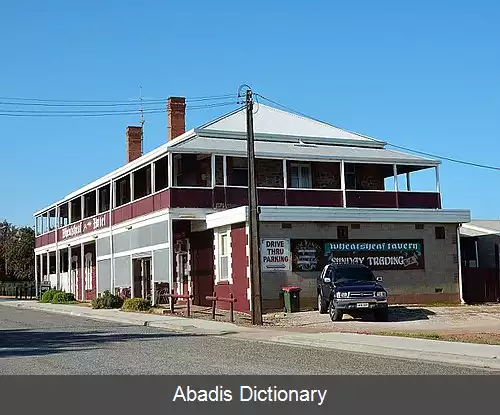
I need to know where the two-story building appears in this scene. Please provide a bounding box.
[33,97,471,312]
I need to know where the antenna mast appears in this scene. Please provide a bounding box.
[139,86,144,154]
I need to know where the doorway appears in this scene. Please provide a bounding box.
[190,230,215,306]
[175,238,190,295]
[132,256,152,300]
[70,256,78,298]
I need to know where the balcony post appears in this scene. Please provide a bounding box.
[393,164,399,208]
[211,154,216,187]
[151,161,156,193]
[80,195,84,221]
[223,156,227,187]
[435,165,441,193]
[406,172,411,191]
[168,153,173,188]
[96,189,100,215]
[81,243,85,301]
[340,160,346,208]
[46,251,50,284]
[34,254,38,298]
[130,172,135,202]
[282,159,287,205]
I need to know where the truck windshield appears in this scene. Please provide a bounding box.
[334,267,375,282]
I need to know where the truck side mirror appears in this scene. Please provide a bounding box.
[376,276,383,282]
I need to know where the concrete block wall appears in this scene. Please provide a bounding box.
[259,221,460,310]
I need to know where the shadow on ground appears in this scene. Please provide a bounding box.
[0,328,231,358]
[342,306,436,322]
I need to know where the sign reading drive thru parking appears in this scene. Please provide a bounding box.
[260,239,291,271]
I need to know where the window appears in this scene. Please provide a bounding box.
[435,226,445,240]
[290,163,311,188]
[415,224,424,230]
[351,224,360,230]
[133,164,152,200]
[337,225,348,240]
[83,191,96,218]
[115,175,131,207]
[70,198,82,223]
[345,164,356,189]
[154,156,168,191]
[174,155,182,186]
[217,230,230,282]
[98,185,110,212]
[230,157,248,186]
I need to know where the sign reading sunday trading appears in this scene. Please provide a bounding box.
[324,239,425,270]
[291,239,424,271]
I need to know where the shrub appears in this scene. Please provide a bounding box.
[122,298,151,312]
[91,290,124,309]
[51,291,76,304]
[40,289,62,303]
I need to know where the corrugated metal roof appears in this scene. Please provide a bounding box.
[460,220,500,237]
[172,136,439,165]
[199,104,382,143]
[468,220,500,232]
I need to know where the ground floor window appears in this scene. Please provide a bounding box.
[216,227,231,282]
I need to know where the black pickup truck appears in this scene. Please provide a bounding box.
[317,263,388,322]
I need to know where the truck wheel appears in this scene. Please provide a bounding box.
[375,308,389,322]
[318,294,328,314]
[329,301,343,321]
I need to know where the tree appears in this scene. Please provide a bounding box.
[0,220,10,280]
[0,220,35,281]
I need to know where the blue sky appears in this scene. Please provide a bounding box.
[0,0,498,227]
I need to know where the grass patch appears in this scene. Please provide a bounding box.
[375,331,500,345]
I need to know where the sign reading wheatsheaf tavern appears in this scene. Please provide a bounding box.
[324,240,425,270]
[291,239,424,271]
[261,239,291,271]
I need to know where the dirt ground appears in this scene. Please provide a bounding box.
[162,303,500,336]
[261,304,500,335]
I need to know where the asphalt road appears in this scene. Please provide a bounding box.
[0,305,496,375]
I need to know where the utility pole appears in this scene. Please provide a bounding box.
[245,88,263,325]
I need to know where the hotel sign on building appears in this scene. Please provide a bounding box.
[291,239,424,271]
[58,213,109,241]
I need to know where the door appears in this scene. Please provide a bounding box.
[319,266,333,300]
[190,230,215,306]
[141,258,152,301]
[84,253,93,301]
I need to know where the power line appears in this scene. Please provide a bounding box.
[0,93,236,105]
[0,101,241,117]
[386,143,500,172]
[255,92,500,172]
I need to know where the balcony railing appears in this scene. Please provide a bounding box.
[35,186,442,247]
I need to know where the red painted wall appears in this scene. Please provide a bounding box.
[214,223,249,313]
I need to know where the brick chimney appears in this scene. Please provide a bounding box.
[167,97,186,141]
[126,126,143,163]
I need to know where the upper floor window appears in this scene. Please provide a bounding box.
[290,163,311,188]
[230,157,248,187]
[345,164,356,189]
